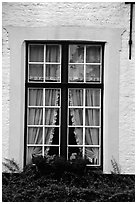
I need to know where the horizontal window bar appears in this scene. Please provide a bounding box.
[68,106,101,109]
[68,145,100,147]
[68,125,101,128]
[27,144,60,147]
[28,107,60,108]
[69,63,101,65]
[27,125,60,127]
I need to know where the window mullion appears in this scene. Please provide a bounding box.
[42,88,45,157]
[83,88,86,159]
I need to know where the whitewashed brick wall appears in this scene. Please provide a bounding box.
[2,2,135,173]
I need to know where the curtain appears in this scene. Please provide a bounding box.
[70,89,99,164]
[46,45,60,81]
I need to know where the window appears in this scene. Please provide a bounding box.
[25,42,103,167]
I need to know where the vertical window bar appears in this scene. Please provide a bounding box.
[83,88,86,159]
[44,44,46,82]
[84,45,86,83]
[42,88,45,157]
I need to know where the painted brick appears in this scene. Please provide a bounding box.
[2,2,135,173]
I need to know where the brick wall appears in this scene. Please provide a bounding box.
[2,2,135,173]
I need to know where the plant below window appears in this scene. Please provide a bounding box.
[32,154,89,176]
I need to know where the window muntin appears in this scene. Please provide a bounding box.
[26,42,103,167]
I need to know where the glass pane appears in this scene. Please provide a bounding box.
[45,108,59,125]
[45,89,60,106]
[85,89,100,106]
[44,147,59,156]
[29,89,43,106]
[69,45,84,63]
[28,108,43,125]
[29,45,44,62]
[68,147,83,160]
[46,45,60,62]
[85,109,100,126]
[28,127,43,144]
[27,147,42,164]
[45,65,60,82]
[68,127,83,145]
[86,65,100,82]
[29,64,43,81]
[85,128,99,145]
[44,127,59,145]
[69,89,83,106]
[69,65,84,82]
[85,147,99,165]
[69,109,83,125]
[86,46,100,63]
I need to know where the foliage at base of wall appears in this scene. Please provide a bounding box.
[2,157,135,202]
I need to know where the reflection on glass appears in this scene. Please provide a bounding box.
[28,128,43,144]
[69,109,83,126]
[85,128,99,145]
[69,89,83,106]
[85,89,100,106]
[45,108,59,125]
[29,89,43,106]
[85,147,99,165]
[68,127,83,145]
[28,108,43,125]
[45,65,60,81]
[69,45,84,63]
[29,45,44,62]
[86,65,100,82]
[69,65,84,82]
[29,64,43,81]
[85,109,100,126]
[86,46,100,63]
[46,45,60,62]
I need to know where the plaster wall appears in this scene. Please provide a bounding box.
[2,2,135,173]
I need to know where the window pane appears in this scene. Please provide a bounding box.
[45,108,59,125]
[68,127,83,145]
[69,45,84,63]
[85,109,100,126]
[45,89,60,106]
[44,147,59,156]
[27,147,42,164]
[69,89,83,106]
[85,147,99,165]
[29,64,43,82]
[86,46,100,63]
[28,127,43,144]
[85,89,100,106]
[86,65,100,82]
[69,109,83,125]
[28,108,43,125]
[69,65,84,82]
[29,89,43,106]
[68,147,82,160]
[29,45,44,62]
[45,65,60,82]
[85,128,99,145]
[46,45,60,62]
[44,127,59,145]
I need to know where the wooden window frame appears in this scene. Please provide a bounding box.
[24,41,104,170]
